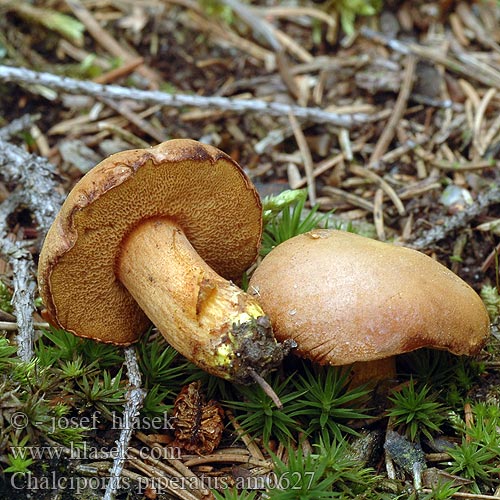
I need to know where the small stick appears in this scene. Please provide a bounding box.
[99,97,165,143]
[0,114,41,140]
[255,5,336,32]
[481,113,500,156]
[473,88,497,156]
[129,448,208,500]
[369,136,430,172]
[0,321,49,331]
[248,368,283,409]
[410,185,500,250]
[480,241,500,273]
[0,139,63,234]
[459,79,481,110]
[0,137,63,361]
[431,159,497,171]
[449,13,470,47]
[424,452,452,462]
[98,122,150,149]
[221,0,280,51]
[104,347,146,500]
[0,239,36,361]
[183,450,271,468]
[338,129,353,161]
[420,489,500,500]
[294,143,365,188]
[226,410,266,461]
[455,3,500,56]
[360,27,500,89]
[464,402,474,444]
[185,9,275,67]
[164,456,209,497]
[93,57,145,85]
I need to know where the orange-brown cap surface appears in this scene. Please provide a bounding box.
[249,229,490,365]
[38,139,263,345]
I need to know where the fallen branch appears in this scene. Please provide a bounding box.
[0,133,63,361]
[0,65,369,128]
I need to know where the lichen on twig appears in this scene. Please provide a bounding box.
[0,128,64,361]
[104,346,145,500]
[0,64,369,128]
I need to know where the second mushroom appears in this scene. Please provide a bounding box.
[249,229,490,384]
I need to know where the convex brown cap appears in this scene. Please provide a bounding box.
[249,229,490,365]
[38,139,263,345]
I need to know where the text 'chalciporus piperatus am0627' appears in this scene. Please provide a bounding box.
[248,229,490,385]
[38,139,292,385]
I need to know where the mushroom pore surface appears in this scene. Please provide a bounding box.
[38,139,263,345]
[248,229,490,365]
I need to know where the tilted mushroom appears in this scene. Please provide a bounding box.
[38,139,291,385]
[248,229,490,384]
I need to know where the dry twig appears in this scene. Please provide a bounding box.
[410,185,500,250]
[104,347,146,500]
[0,65,369,128]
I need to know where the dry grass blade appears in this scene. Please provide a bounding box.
[350,165,406,216]
[289,112,316,204]
[456,2,500,56]
[65,0,160,88]
[374,188,386,241]
[369,54,417,165]
[473,88,497,156]
[322,186,375,212]
[361,27,500,89]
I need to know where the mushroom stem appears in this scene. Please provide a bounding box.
[349,357,397,387]
[117,218,288,384]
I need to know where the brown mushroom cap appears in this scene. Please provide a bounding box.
[38,139,262,345]
[249,229,490,365]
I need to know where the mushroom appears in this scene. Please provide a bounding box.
[38,139,291,385]
[248,229,490,384]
